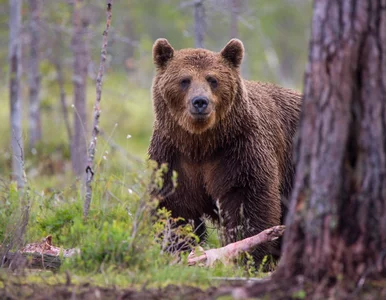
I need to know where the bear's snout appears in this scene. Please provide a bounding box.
[191,96,209,115]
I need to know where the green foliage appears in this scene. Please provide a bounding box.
[257,255,269,274]
[245,252,257,277]
[35,198,82,245]
[0,182,20,243]
[67,219,135,271]
[292,289,307,299]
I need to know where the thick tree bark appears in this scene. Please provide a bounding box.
[194,0,205,48]
[71,0,89,178]
[28,0,42,148]
[9,0,25,189]
[234,1,386,298]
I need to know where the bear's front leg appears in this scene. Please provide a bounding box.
[151,171,209,252]
[217,178,282,269]
[149,145,212,252]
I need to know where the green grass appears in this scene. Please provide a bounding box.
[0,168,254,288]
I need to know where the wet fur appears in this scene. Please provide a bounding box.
[149,39,301,265]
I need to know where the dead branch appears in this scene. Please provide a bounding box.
[188,225,285,267]
[84,0,113,218]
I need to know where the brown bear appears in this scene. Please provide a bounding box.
[148,38,301,267]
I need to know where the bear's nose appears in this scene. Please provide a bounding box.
[192,96,209,113]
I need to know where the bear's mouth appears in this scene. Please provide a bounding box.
[190,112,211,120]
[181,110,216,134]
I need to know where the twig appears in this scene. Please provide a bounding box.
[99,129,142,165]
[84,0,113,218]
[187,225,285,267]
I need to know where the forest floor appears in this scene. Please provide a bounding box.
[1,270,249,300]
[3,271,385,299]
[1,281,218,300]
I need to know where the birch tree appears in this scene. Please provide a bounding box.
[9,0,24,189]
[28,0,42,148]
[71,0,89,178]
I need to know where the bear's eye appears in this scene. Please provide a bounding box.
[180,78,191,89]
[206,76,218,89]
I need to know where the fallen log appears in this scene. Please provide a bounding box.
[188,225,285,267]
[1,235,79,271]
[2,251,62,270]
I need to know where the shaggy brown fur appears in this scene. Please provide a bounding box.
[149,38,301,266]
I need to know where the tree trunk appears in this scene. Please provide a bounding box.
[193,0,205,48]
[235,0,386,298]
[229,0,240,39]
[28,0,42,149]
[55,60,73,145]
[84,0,113,218]
[71,0,89,178]
[9,0,25,189]
[50,25,73,149]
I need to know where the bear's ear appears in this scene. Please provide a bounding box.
[220,39,244,68]
[153,38,174,69]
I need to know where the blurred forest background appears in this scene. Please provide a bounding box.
[0,0,311,189]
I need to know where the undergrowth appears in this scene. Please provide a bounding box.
[0,162,261,288]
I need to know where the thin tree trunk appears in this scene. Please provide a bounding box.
[229,0,240,39]
[28,0,42,148]
[50,25,72,148]
[71,0,89,178]
[194,0,205,48]
[233,1,386,298]
[9,0,25,189]
[84,0,113,218]
[55,61,72,144]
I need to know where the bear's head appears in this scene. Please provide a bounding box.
[152,39,244,134]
